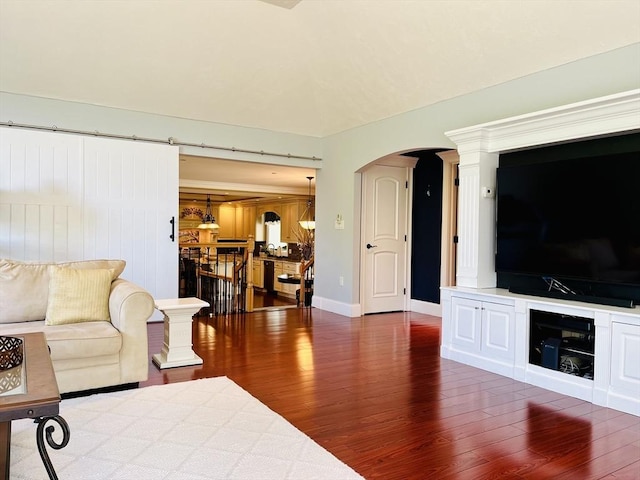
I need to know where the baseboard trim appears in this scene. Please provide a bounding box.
[409,299,442,317]
[312,296,361,317]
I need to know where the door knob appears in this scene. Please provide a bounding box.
[366,243,378,249]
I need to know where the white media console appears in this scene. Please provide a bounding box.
[440,286,640,416]
[439,90,640,417]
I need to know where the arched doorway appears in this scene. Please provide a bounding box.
[358,149,458,315]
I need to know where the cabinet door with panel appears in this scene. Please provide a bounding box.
[273,261,284,292]
[243,206,256,238]
[235,206,244,236]
[218,204,236,238]
[481,302,516,361]
[451,297,482,354]
[451,296,515,360]
[281,262,300,295]
[252,259,264,288]
[610,321,640,397]
[280,203,300,243]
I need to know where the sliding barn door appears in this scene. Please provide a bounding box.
[83,137,179,300]
[0,127,179,302]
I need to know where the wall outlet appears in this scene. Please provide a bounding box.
[339,276,344,286]
[481,186,495,198]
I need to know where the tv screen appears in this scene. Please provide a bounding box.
[496,151,640,297]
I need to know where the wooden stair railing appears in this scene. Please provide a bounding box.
[179,235,255,314]
[299,256,314,307]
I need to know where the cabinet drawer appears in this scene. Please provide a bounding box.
[283,262,300,274]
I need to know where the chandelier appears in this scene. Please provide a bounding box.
[197,195,220,229]
[298,176,315,230]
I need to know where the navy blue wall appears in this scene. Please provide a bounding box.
[411,152,444,303]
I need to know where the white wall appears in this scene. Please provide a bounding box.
[2,43,639,317]
[0,93,323,170]
[313,43,640,315]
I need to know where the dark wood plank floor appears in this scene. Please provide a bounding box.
[142,308,640,480]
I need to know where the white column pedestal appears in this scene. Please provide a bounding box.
[152,297,209,369]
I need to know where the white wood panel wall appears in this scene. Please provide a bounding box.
[0,129,83,262]
[0,127,179,303]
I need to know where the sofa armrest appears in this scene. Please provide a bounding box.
[109,278,155,383]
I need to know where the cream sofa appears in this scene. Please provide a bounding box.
[0,259,155,394]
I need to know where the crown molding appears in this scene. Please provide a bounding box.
[446,89,640,155]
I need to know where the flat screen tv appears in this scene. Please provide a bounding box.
[496,135,640,306]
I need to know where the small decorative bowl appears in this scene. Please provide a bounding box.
[0,336,24,371]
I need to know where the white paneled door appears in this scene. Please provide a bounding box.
[0,127,179,302]
[362,165,408,314]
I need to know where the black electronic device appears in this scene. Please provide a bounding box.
[541,338,562,370]
[496,133,640,307]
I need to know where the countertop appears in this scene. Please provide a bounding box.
[255,256,300,263]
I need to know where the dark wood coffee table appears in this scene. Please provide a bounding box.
[0,332,69,480]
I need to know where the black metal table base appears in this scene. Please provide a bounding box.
[35,416,70,480]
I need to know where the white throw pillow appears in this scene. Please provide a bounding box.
[0,260,50,323]
[45,266,113,325]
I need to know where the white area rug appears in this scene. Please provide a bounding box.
[10,377,364,480]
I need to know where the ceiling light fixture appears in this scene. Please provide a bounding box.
[197,195,220,229]
[298,176,315,230]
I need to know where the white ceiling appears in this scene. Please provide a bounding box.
[1,0,638,138]
[1,0,638,201]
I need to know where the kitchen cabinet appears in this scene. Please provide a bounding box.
[217,204,236,238]
[241,205,257,239]
[279,202,300,243]
[235,207,244,237]
[273,260,300,296]
[274,261,284,293]
[252,259,264,289]
[281,262,300,296]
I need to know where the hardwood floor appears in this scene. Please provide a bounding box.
[252,290,297,309]
[142,308,640,479]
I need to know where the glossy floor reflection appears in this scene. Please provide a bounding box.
[144,308,640,480]
[253,290,297,309]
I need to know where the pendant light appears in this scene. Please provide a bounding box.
[197,195,220,229]
[298,176,315,230]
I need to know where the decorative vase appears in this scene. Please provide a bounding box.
[301,244,313,261]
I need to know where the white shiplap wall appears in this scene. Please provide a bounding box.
[0,127,179,302]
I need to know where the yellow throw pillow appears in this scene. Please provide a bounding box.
[0,259,125,323]
[45,266,113,325]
